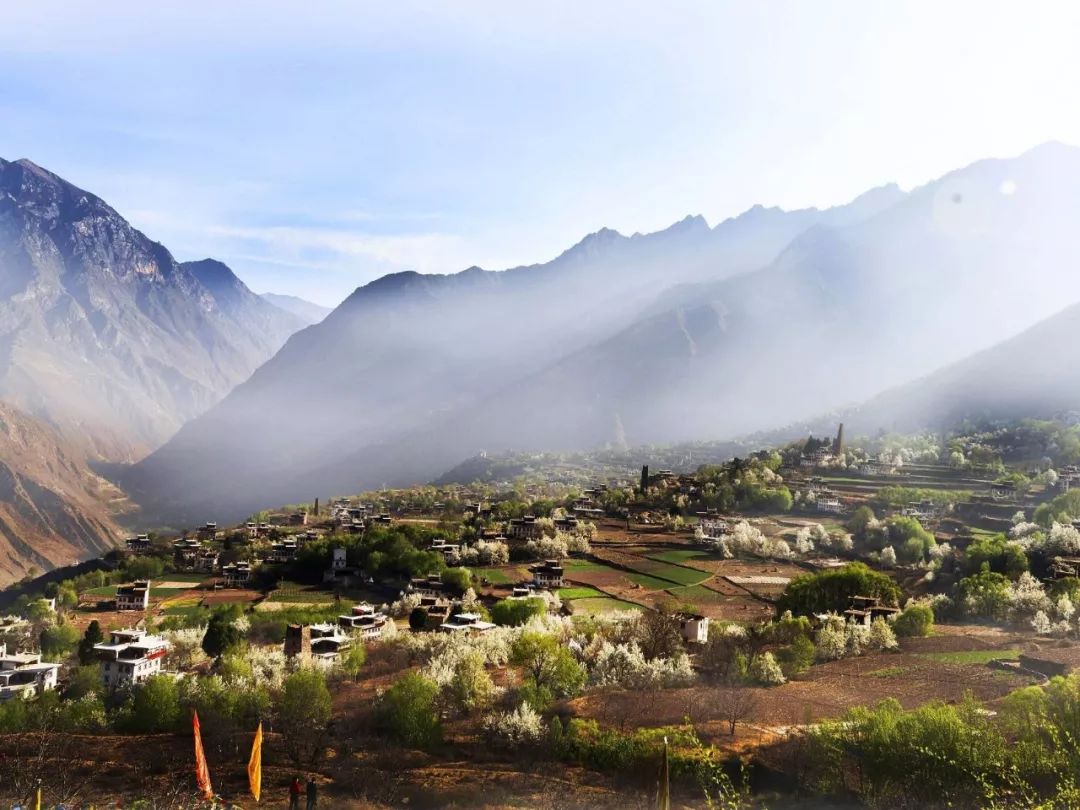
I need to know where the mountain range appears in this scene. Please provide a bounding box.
[0,157,305,460]
[124,142,1080,525]
[1,144,1079,567]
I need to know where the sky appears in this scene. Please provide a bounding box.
[2,2,1080,306]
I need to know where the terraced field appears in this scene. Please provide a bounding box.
[570,596,642,615]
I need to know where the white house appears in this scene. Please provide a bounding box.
[530,560,564,589]
[115,580,151,612]
[337,604,390,640]
[0,644,59,701]
[439,612,497,634]
[94,629,169,690]
[677,613,709,644]
[308,623,352,667]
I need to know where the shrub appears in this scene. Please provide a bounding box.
[482,703,544,748]
[490,597,546,627]
[893,604,934,637]
[376,672,442,749]
[749,652,786,686]
[867,617,898,651]
[776,634,816,676]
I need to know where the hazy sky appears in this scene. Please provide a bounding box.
[2,1,1079,305]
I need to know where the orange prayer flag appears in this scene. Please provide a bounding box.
[247,721,263,802]
[192,710,214,801]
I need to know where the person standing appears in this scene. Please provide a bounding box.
[306,776,318,809]
[289,775,302,810]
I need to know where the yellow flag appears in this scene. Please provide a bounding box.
[34,785,41,810]
[247,721,263,802]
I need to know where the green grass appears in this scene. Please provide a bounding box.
[916,649,1020,665]
[563,559,609,571]
[558,586,605,600]
[86,586,117,596]
[159,574,209,583]
[627,572,680,590]
[627,560,711,587]
[473,568,515,585]
[571,597,642,615]
[869,666,907,678]
[646,550,708,564]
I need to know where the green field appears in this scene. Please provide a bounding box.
[627,560,711,587]
[558,586,605,600]
[571,596,642,615]
[473,567,515,585]
[563,559,609,571]
[916,649,1020,665]
[646,550,708,564]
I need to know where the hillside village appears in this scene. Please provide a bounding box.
[2,421,1080,807]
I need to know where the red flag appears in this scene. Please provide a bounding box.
[192,710,214,801]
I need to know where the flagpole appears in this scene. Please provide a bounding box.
[657,735,670,810]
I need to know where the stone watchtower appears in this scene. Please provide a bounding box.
[834,423,845,454]
[284,624,311,661]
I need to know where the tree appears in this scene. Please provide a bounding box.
[749,652,786,686]
[125,556,165,580]
[64,665,103,701]
[338,643,367,681]
[776,634,816,677]
[202,608,243,658]
[121,675,181,733]
[715,672,758,736]
[24,598,54,625]
[490,597,545,627]
[441,567,472,595]
[635,603,684,661]
[510,632,586,708]
[847,506,876,540]
[376,672,442,749]
[78,620,105,665]
[446,648,494,714]
[40,622,80,659]
[56,581,78,610]
[958,564,1012,619]
[776,563,901,617]
[893,604,934,637]
[279,668,333,765]
[409,606,429,631]
[868,617,898,651]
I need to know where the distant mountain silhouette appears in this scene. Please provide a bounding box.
[261,292,332,325]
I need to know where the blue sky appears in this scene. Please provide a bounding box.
[2,1,1079,305]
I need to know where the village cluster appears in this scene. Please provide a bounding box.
[3,422,1080,808]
